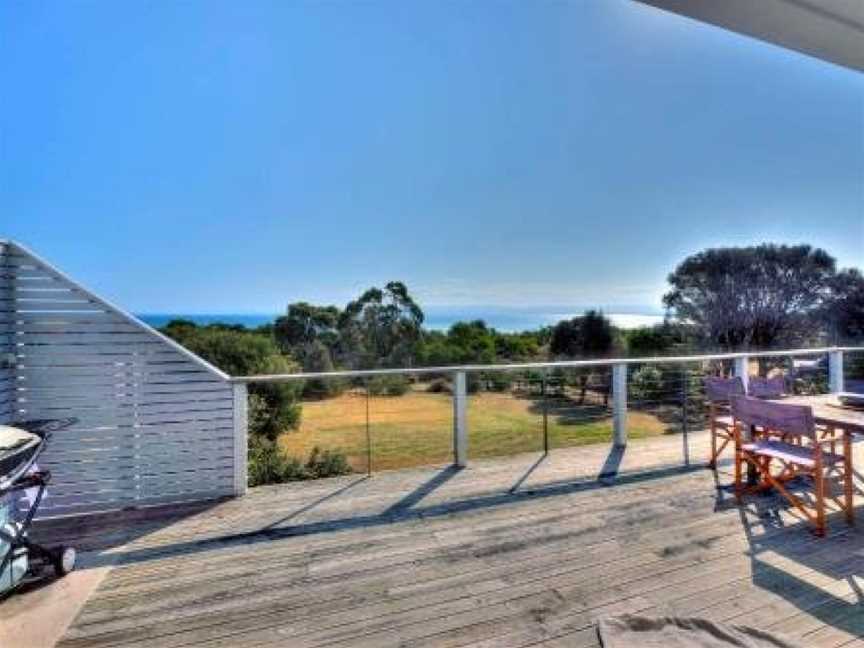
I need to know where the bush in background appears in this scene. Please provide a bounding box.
[300,340,346,399]
[248,437,352,487]
[248,436,307,486]
[304,447,352,479]
[482,371,513,392]
[630,365,665,403]
[426,377,452,394]
[367,374,410,396]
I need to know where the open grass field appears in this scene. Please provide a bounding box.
[279,386,677,471]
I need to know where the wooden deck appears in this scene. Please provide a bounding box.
[22,431,864,647]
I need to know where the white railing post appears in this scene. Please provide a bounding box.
[233,382,249,496]
[734,355,750,393]
[829,350,844,394]
[453,371,468,468]
[612,363,627,447]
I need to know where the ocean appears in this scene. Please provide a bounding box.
[138,308,664,332]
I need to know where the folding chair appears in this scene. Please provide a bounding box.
[704,376,745,469]
[749,373,839,451]
[747,375,786,399]
[731,395,853,537]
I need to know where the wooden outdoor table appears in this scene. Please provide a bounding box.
[781,393,864,435]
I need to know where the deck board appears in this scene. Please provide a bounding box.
[24,431,864,647]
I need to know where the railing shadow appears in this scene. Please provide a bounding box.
[80,461,702,570]
[384,464,461,514]
[598,443,625,482]
[260,475,371,530]
[509,454,547,493]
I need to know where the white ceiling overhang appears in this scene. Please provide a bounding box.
[634,0,864,72]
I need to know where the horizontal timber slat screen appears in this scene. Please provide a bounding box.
[0,240,240,518]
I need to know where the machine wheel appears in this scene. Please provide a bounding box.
[52,546,76,577]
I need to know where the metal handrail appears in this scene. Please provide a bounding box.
[231,345,864,383]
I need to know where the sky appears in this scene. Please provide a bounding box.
[2,0,863,315]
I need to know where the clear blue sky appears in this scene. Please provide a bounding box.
[3,0,862,314]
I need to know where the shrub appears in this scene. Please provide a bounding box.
[248,437,352,486]
[791,373,829,395]
[247,436,307,486]
[426,377,452,394]
[305,447,352,479]
[247,393,273,439]
[483,372,513,392]
[301,341,345,399]
[367,374,410,396]
[630,365,664,403]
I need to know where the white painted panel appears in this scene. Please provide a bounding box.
[15,332,159,344]
[2,311,129,324]
[14,342,166,356]
[10,302,105,313]
[15,348,184,361]
[14,387,232,407]
[12,408,235,429]
[15,382,231,400]
[15,369,223,388]
[13,322,144,334]
[0,246,12,425]
[4,241,239,517]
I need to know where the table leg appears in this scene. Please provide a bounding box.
[844,432,854,525]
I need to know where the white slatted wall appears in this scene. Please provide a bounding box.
[0,240,240,517]
[0,243,14,425]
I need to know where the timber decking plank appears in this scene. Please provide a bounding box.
[60,494,852,644]
[45,432,864,648]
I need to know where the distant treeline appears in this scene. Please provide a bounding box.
[160,243,864,485]
[160,241,864,419]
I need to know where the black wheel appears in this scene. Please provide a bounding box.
[52,546,76,577]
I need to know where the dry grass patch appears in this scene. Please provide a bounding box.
[279,387,676,471]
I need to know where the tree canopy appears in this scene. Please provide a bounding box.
[549,310,615,358]
[273,302,339,352]
[338,281,424,368]
[824,268,864,343]
[663,244,839,350]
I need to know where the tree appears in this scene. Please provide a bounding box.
[445,320,497,364]
[626,324,675,356]
[549,318,581,358]
[338,281,424,368]
[824,268,864,343]
[493,331,540,361]
[663,244,836,350]
[580,310,614,356]
[549,310,614,358]
[274,302,340,353]
[300,340,344,398]
[549,310,615,404]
